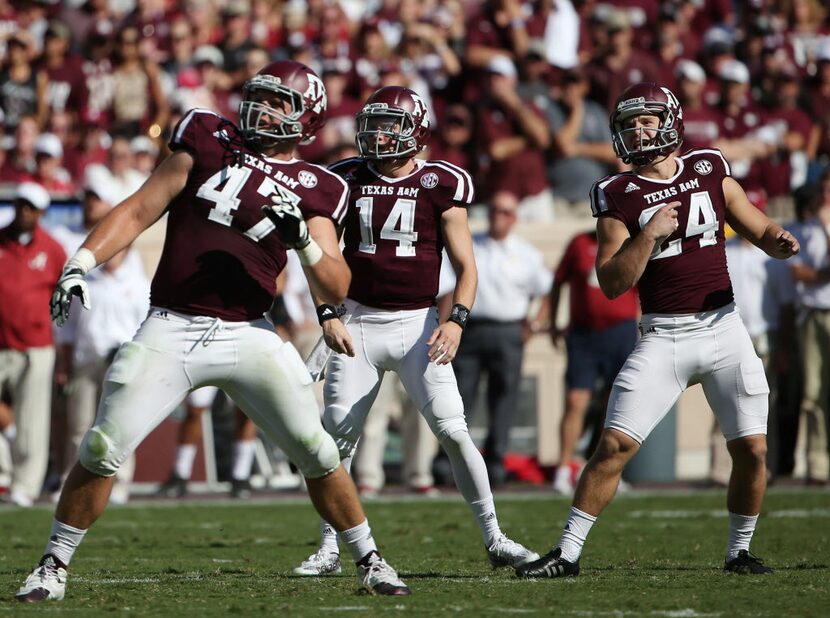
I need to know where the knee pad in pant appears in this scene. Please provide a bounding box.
[78,423,123,477]
[322,405,362,461]
[422,392,468,441]
[293,430,342,479]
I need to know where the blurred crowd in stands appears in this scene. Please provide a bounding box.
[2,0,830,219]
[1,0,830,504]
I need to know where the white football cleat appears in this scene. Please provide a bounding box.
[487,534,540,569]
[15,555,67,603]
[291,549,342,576]
[357,552,410,596]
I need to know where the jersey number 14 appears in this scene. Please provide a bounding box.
[355,197,419,257]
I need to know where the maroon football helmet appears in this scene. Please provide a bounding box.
[239,60,327,147]
[355,86,431,159]
[610,82,684,165]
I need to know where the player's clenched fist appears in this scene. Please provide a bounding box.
[644,201,681,244]
[261,185,310,249]
[772,229,799,259]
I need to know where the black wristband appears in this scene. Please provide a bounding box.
[316,303,346,325]
[447,303,470,329]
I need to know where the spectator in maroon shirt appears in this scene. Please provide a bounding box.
[476,55,553,221]
[761,66,813,219]
[712,59,775,205]
[466,0,529,69]
[549,230,638,495]
[220,0,257,90]
[38,20,88,129]
[806,44,830,170]
[586,10,661,111]
[675,59,721,152]
[79,23,114,131]
[426,103,476,175]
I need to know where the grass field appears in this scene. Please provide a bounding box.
[1,488,828,616]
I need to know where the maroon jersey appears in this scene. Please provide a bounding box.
[151,109,348,321]
[590,149,734,315]
[330,157,474,310]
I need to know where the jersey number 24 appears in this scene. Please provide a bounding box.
[639,191,718,260]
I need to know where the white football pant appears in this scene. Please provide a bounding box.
[77,308,340,479]
[606,303,769,443]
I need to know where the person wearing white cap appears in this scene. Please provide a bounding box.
[32,133,76,196]
[0,182,67,508]
[675,59,722,151]
[480,54,554,222]
[712,58,775,196]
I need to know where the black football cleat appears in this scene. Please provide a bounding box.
[155,474,187,498]
[516,547,580,579]
[724,550,773,575]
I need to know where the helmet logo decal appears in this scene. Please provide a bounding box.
[410,92,429,127]
[304,73,326,114]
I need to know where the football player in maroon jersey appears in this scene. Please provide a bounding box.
[292,86,539,578]
[16,61,410,603]
[518,82,800,579]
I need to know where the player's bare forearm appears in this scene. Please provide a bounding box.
[723,176,799,259]
[81,151,192,264]
[441,206,477,311]
[595,215,661,299]
[303,217,351,304]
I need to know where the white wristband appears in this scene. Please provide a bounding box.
[67,248,97,274]
[297,238,324,266]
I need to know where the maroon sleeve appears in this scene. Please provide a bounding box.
[299,167,350,227]
[554,236,578,285]
[169,108,224,155]
[590,176,627,226]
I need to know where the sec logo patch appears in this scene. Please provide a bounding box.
[421,172,439,189]
[298,170,318,188]
[694,160,713,176]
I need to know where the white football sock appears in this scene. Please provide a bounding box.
[174,444,197,480]
[231,440,256,481]
[557,506,596,562]
[726,512,758,561]
[340,519,377,563]
[317,455,353,554]
[441,429,501,546]
[44,519,87,566]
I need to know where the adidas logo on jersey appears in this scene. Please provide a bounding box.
[624,182,640,193]
[213,129,230,142]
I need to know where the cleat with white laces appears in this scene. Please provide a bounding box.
[291,549,342,576]
[15,555,67,603]
[357,552,410,596]
[487,534,540,568]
